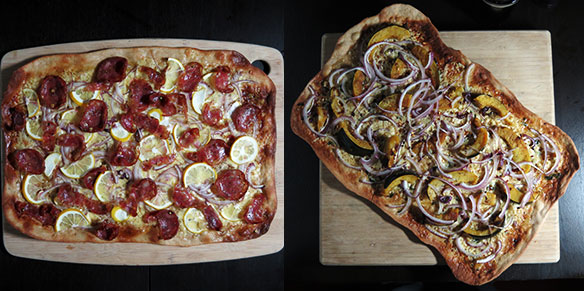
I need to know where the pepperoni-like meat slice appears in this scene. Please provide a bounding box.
[201,103,224,127]
[142,154,176,171]
[94,221,120,241]
[171,185,206,209]
[94,57,128,83]
[231,104,260,133]
[203,205,223,231]
[177,62,203,92]
[80,166,107,189]
[13,201,60,226]
[109,142,138,166]
[178,127,200,148]
[134,113,159,133]
[139,66,165,89]
[213,66,233,93]
[127,178,157,201]
[211,169,249,201]
[119,113,136,133]
[128,79,153,113]
[78,99,108,132]
[54,184,110,215]
[37,75,67,109]
[40,121,58,152]
[56,133,86,161]
[187,139,229,165]
[3,106,25,131]
[243,194,266,224]
[8,149,45,174]
[143,210,179,240]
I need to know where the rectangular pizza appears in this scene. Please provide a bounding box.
[291,4,579,285]
[2,46,277,246]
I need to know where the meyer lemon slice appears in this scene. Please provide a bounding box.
[70,85,100,106]
[111,206,129,222]
[22,174,49,204]
[183,208,207,234]
[220,202,247,222]
[25,118,43,141]
[55,208,90,232]
[183,162,216,189]
[230,136,259,164]
[93,170,127,202]
[191,81,213,114]
[23,88,41,117]
[110,121,132,142]
[60,153,95,179]
[160,57,185,93]
[138,135,170,162]
[44,152,62,177]
[147,108,164,122]
[60,109,94,143]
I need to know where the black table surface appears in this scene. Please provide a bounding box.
[0,1,283,291]
[284,0,584,289]
[2,0,584,290]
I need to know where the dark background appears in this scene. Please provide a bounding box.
[0,1,283,291]
[2,0,584,290]
[284,0,584,290]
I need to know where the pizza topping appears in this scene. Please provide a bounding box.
[231,104,260,133]
[109,142,139,167]
[178,127,200,148]
[8,149,45,175]
[55,208,91,232]
[230,135,259,164]
[160,58,185,93]
[143,209,179,240]
[139,66,165,89]
[78,99,108,132]
[243,194,266,224]
[56,133,86,162]
[128,79,154,113]
[202,205,223,230]
[171,184,206,209]
[80,166,107,189]
[201,103,224,127]
[14,201,60,226]
[93,221,120,241]
[3,106,26,131]
[213,65,234,93]
[121,178,157,216]
[37,75,67,109]
[54,184,110,215]
[94,56,128,83]
[59,153,95,179]
[186,139,229,165]
[177,62,203,92]
[211,169,249,201]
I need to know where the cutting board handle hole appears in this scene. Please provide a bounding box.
[252,60,270,75]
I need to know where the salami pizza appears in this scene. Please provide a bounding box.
[2,46,277,246]
[291,4,579,285]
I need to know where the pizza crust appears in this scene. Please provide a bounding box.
[291,4,579,285]
[2,46,277,246]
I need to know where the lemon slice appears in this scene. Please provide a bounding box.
[144,192,173,210]
[111,206,129,222]
[44,152,62,177]
[70,85,100,106]
[93,170,128,202]
[183,162,216,189]
[183,208,207,234]
[220,202,247,222]
[25,118,43,141]
[160,57,185,93]
[61,109,94,143]
[139,135,170,162]
[191,81,213,114]
[60,154,95,179]
[110,121,132,142]
[230,136,259,164]
[147,108,164,122]
[22,174,49,204]
[23,88,41,117]
[55,208,91,232]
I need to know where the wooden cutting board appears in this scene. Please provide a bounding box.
[1,39,284,265]
[320,31,559,265]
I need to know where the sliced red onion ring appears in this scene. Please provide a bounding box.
[476,241,502,264]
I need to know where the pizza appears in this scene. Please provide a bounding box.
[2,46,277,246]
[291,4,579,285]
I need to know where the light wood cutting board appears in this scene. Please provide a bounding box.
[1,39,284,265]
[320,31,559,265]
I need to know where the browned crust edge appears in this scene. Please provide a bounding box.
[290,3,579,285]
[2,46,278,246]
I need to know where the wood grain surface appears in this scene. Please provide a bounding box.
[1,38,284,265]
[320,31,559,265]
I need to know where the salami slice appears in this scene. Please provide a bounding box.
[78,99,108,132]
[211,169,249,201]
[243,194,266,224]
[3,106,25,131]
[231,104,260,133]
[8,149,45,175]
[177,62,203,92]
[56,133,86,161]
[186,139,229,165]
[201,103,224,127]
[13,201,60,226]
[213,66,234,93]
[37,75,67,109]
[203,205,223,231]
[139,66,165,89]
[109,142,139,167]
[80,166,107,189]
[94,57,128,83]
[93,221,120,241]
[143,210,179,240]
[128,79,153,113]
[171,185,206,209]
